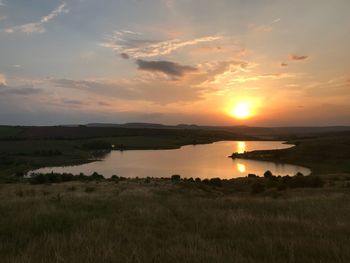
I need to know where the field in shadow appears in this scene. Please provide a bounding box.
[0,176,350,263]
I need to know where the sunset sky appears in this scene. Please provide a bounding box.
[0,0,349,126]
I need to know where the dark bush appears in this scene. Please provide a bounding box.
[208,178,222,187]
[202,179,209,184]
[171,174,181,182]
[30,174,49,184]
[264,170,273,179]
[280,174,324,189]
[248,173,257,178]
[91,172,105,180]
[195,177,201,183]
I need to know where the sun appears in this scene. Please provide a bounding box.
[231,102,252,119]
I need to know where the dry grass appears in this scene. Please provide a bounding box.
[0,181,349,263]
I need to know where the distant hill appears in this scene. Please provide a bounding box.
[85,123,350,135]
[1,123,350,140]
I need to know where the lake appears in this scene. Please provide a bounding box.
[32,141,311,179]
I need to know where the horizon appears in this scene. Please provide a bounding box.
[1,0,350,126]
[1,122,350,129]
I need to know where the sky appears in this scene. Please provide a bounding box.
[0,0,349,126]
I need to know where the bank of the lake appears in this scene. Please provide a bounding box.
[230,134,350,174]
[31,141,311,179]
[0,124,262,179]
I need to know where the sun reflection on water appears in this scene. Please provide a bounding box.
[237,141,246,153]
[237,163,246,173]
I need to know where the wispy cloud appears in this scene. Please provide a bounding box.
[0,0,5,7]
[100,31,222,58]
[289,54,308,61]
[53,78,203,105]
[136,59,197,78]
[250,18,281,33]
[5,2,69,33]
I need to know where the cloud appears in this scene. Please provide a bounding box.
[289,54,308,61]
[0,0,5,7]
[120,53,130,59]
[250,18,281,33]
[52,78,203,104]
[197,59,255,86]
[62,99,85,106]
[0,73,6,85]
[100,31,222,58]
[280,62,288,67]
[5,2,69,33]
[190,46,224,54]
[0,83,43,95]
[136,59,197,78]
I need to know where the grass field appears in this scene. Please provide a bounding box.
[0,179,349,263]
[1,126,350,262]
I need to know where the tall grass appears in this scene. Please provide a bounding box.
[0,181,349,262]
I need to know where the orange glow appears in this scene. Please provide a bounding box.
[224,98,261,121]
[237,163,246,173]
[232,102,251,119]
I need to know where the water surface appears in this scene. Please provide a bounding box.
[33,141,310,179]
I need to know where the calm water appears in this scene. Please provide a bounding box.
[33,141,311,179]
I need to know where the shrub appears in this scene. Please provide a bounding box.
[91,172,105,180]
[171,174,181,182]
[264,170,273,179]
[145,177,151,184]
[195,177,201,183]
[208,178,222,187]
[248,173,257,178]
[202,179,209,184]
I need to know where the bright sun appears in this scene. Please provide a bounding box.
[231,102,252,119]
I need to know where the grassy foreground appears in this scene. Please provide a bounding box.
[1,179,350,263]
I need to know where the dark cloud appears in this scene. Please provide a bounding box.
[98,101,111,106]
[0,84,43,95]
[289,54,308,61]
[136,59,197,77]
[62,99,85,105]
[280,62,288,67]
[120,53,130,59]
